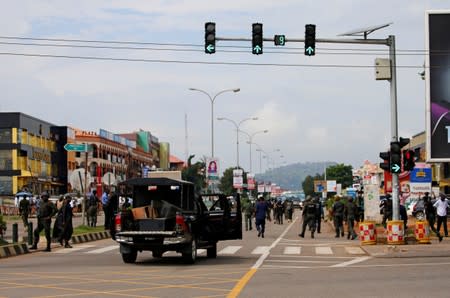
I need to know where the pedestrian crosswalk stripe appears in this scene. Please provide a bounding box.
[85,245,118,254]
[345,247,365,255]
[54,244,96,254]
[315,247,333,255]
[218,246,242,255]
[284,247,301,255]
[251,246,270,254]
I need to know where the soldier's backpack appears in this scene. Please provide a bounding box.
[307,203,316,215]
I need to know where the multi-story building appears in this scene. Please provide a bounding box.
[0,112,68,196]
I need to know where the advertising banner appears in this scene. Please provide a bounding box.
[326,180,337,192]
[247,173,255,190]
[314,180,326,192]
[364,184,382,223]
[206,158,220,182]
[233,169,243,189]
[257,183,265,193]
[426,11,450,161]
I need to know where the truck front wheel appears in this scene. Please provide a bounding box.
[121,249,137,264]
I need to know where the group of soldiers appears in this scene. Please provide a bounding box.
[241,197,295,231]
[300,192,364,240]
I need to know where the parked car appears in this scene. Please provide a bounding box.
[113,177,242,264]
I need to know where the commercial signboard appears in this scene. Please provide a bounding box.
[247,173,255,190]
[426,11,450,161]
[206,158,220,182]
[314,180,326,192]
[233,169,243,189]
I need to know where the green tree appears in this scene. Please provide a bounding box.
[181,155,206,194]
[325,163,353,188]
[302,173,325,196]
[219,167,234,194]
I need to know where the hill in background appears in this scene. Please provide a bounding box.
[255,161,337,191]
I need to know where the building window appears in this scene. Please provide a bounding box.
[0,176,12,195]
[0,150,12,170]
[0,128,12,143]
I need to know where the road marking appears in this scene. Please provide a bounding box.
[330,256,372,268]
[251,246,270,255]
[85,245,118,254]
[197,249,206,256]
[218,246,242,255]
[315,247,333,255]
[54,244,95,254]
[345,247,366,255]
[227,217,297,298]
[284,246,301,255]
[266,259,334,264]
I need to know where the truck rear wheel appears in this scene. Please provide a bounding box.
[182,237,197,264]
[121,249,137,264]
[207,243,217,258]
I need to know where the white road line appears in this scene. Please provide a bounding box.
[252,218,298,269]
[330,256,372,268]
[85,245,118,254]
[54,244,96,254]
[251,246,270,255]
[266,259,334,264]
[345,246,366,255]
[218,246,242,255]
[271,255,352,259]
[315,247,333,255]
[284,246,301,255]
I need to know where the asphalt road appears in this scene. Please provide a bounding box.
[2,211,450,297]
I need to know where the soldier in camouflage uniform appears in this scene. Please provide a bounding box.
[30,192,57,252]
[299,196,317,239]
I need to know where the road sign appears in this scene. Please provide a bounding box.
[64,143,91,152]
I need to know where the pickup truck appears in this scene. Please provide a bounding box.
[113,177,242,264]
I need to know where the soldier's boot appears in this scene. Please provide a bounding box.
[347,233,350,240]
[29,243,38,250]
[44,242,51,252]
[311,231,314,239]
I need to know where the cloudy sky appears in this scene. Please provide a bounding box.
[0,1,447,174]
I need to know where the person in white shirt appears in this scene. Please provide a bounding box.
[433,194,449,237]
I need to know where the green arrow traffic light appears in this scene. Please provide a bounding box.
[252,23,263,55]
[305,46,314,55]
[204,22,216,54]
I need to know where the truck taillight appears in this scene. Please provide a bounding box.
[175,213,188,233]
[115,213,122,232]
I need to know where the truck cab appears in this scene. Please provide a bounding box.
[113,177,241,264]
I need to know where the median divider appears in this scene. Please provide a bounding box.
[0,230,111,259]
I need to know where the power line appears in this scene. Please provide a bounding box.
[0,41,447,57]
[0,51,430,68]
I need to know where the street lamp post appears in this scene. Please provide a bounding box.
[241,129,268,173]
[217,116,258,168]
[188,88,240,158]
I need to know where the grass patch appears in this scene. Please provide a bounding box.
[73,225,105,235]
[3,215,21,221]
[0,238,9,246]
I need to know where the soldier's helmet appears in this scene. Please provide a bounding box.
[40,191,50,200]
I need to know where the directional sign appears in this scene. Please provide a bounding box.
[64,143,91,152]
[305,46,314,55]
[206,44,215,53]
[391,163,401,173]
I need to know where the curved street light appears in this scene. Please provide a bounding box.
[188,87,240,157]
[241,129,269,173]
[217,116,258,168]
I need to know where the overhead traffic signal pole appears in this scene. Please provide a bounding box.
[210,24,399,219]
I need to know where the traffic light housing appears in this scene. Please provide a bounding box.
[390,142,402,173]
[403,149,416,171]
[252,23,263,55]
[304,24,316,56]
[379,151,391,171]
[204,22,216,54]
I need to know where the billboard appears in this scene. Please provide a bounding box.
[206,158,220,182]
[233,169,243,189]
[426,11,450,161]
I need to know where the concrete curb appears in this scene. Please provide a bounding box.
[0,231,111,259]
[0,243,29,259]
